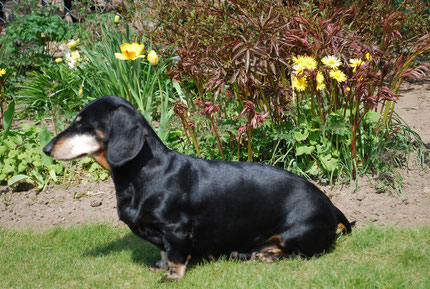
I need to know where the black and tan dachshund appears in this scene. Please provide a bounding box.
[43,95,353,280]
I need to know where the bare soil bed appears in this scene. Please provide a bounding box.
[1,82,429,230]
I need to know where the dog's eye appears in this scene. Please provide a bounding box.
[74,121,83,128]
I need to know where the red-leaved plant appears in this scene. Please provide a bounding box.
[153,0,429,179]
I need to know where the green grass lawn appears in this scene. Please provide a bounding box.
[1,224,429,289]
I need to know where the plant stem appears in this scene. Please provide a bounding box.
[132,61,143,108]
[208,116,225,160]
[247,126,253,162]
[184,121,201,158]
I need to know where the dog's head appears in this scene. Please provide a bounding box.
[43,96,147,169]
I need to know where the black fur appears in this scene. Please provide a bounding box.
[43,95,353,277]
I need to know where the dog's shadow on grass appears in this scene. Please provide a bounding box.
[84,232,211,272]
[84,233,160,267]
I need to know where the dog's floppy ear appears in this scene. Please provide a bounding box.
[107,105,145,167]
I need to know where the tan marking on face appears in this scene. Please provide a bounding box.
[51,134,102,160]
[91,149,111,171]
[75,116,82,122]
[95,129,106,141]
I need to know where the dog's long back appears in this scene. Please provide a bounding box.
[43,95,353,280]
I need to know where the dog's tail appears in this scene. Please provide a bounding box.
[335,207,355,234]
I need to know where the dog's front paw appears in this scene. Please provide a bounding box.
[163,272,182,281]
[162,261,186,281]
[150,259,169,272]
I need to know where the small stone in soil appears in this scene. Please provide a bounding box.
[90,200,102,207]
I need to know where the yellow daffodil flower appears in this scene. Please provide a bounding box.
[329,69,347,83]
[147,50,159,66]
[292,76,307,92]
[0,68,6,76]
[71,51,80,62]
[55,58,63,63]
[321,55,342,69]
[115,43,146,61]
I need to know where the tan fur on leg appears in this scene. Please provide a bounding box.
[165,262,187,280]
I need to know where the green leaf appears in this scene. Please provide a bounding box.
[39,125,53,166]
[2,101,15,139]
[2,163,16,174]
[17,163,27,173]
[20,122,34,132]
[305,160,321,176]
[0,145,7,156]
[296,144,315,156]
[48,169,58,183]
[7,174,30,186]
[365,111,381,124]
[79,157,93,165]
[99,172,109,180]
[294,130,309,142]
[89,162,100,172]
[319,154,339,172]
[173,81,186,103]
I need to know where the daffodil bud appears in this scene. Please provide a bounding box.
[147,50,159,66]
[68,39,80,51]
[114,15,120,24]
[78,88,83,96]
[55,58,63,63]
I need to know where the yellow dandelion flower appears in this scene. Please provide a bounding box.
[329,69,347,83]
[316,71,324,84]
[292,55,307,73]
[321,55,342,69]
[349,58,363,73]
[115,42,146,60]
[317,81,326,91]
[0,68,6,76]
[346,87,351,92]
[349,58,363,68]
[303,56,317,70]
[365,52,372,61]
[316,71,325,90]
[293,63,305,73]
[292,76,307,92]
[292,55,306,65]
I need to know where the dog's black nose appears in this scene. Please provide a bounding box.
[43,142,53,156]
